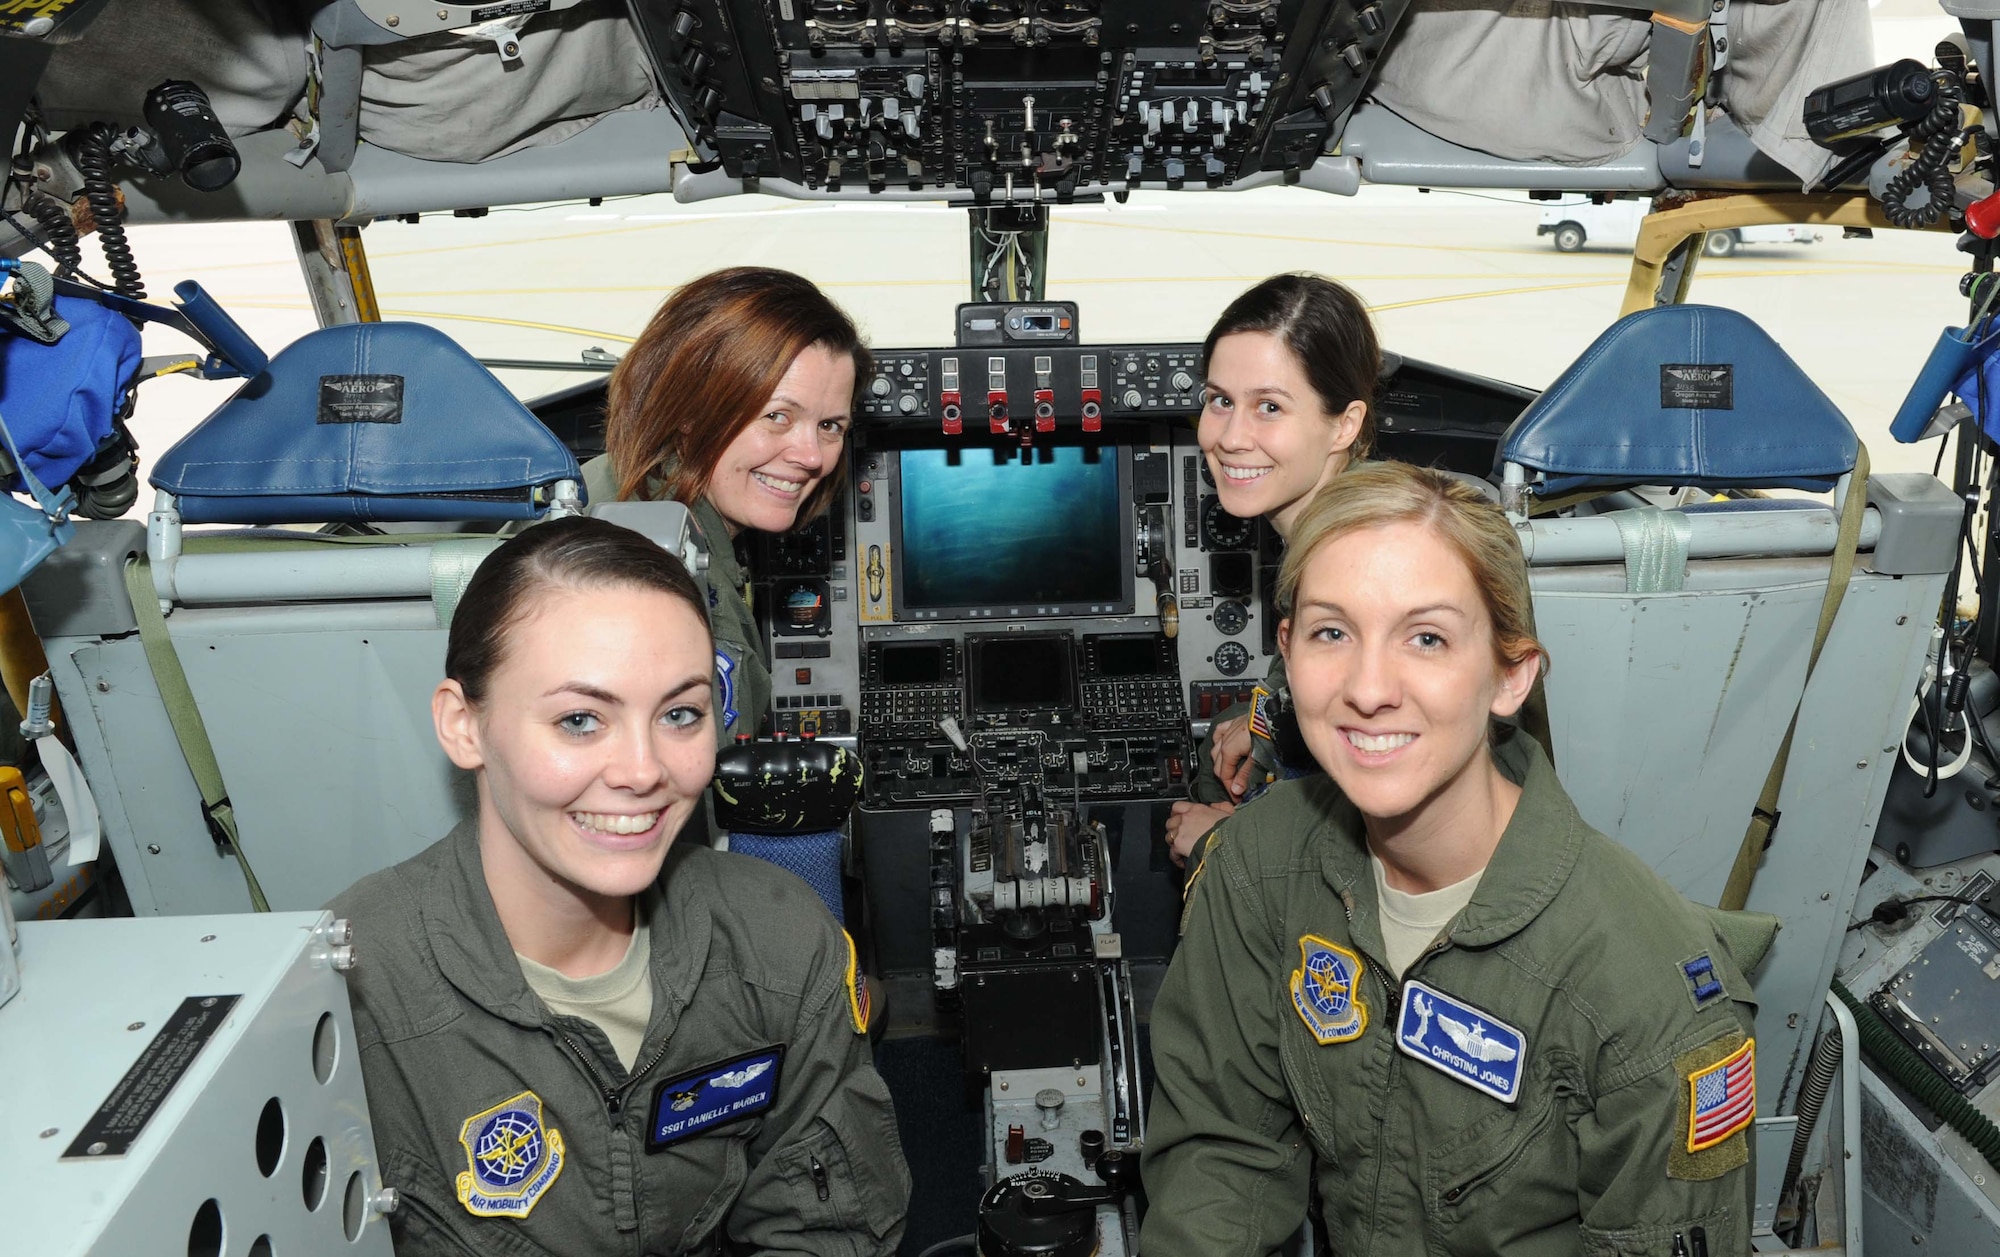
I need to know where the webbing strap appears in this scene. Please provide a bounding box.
[429,537,502,628]
[1610,506,1694,593]
[1718,443,1870,912]
[122,556,269,911]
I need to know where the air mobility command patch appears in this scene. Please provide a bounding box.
[1670,1033,1755,1180]
[456,1091,566,1218]
[1290,934,1368,1044]
[714,649,739,732]
[842,929,871,1035]
[646,1047,785,1151]
[1396,980,1526,1104]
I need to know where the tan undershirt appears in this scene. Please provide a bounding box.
[1371,853,1484,980]
[516,914,654,1071]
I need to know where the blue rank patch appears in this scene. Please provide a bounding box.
[1680,953,1726,1010]
[714,648,739,732]
[1290,934,1367,1044]
[455,1090,566,1218]
[1396,979,1526,1104]
[646,1047,785,1152]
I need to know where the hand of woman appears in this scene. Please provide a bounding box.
[1209,713,1254,801]
[1164,800,1237,868]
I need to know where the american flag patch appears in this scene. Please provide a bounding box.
[1248,686,1276,740]
[1687,1039,1756,1152]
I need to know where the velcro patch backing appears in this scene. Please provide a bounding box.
[1669,1033,1753,1181]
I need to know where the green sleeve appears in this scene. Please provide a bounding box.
[727,924,909,1253]
[1187,653,1287,804]
[1574,1030,1757,1257]
[1141,824,1311,1255]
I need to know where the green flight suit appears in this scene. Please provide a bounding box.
[582,454,771,746]
[329,820,910,1255]
[1144,731,1772,1257]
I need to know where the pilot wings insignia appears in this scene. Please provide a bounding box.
[1438,1014,1520,1063]
[1397,979,1527,1103]
[713,1061,772,1090]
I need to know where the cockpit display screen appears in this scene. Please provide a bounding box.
[878,642,947,685]
[895,445,1129,618]
[969,635,1074,711]
[1092,635,1163,678]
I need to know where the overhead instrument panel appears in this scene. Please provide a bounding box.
[624,0,1413,195]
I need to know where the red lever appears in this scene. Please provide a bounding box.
[1970,191,2000,239]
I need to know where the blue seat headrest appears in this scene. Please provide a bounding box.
[151,322,580,524]
[1497,305,1857,496]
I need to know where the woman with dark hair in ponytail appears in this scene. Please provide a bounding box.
[330,517,909,1255]
[1163,272,1380,871]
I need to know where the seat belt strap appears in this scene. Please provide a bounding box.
[1719,443,1870,912]
[122,556,270,911]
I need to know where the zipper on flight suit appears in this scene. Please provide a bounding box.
[809,1154,831,1201]
[559,1030,678,1122]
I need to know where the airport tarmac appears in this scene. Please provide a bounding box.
[119,179,1971,501]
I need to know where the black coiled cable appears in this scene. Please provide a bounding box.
[73,122,144,299]
[21,192,82,276]
[1883,73,1965,229]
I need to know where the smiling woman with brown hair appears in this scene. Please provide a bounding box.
[329,517,908,1255]
[589,266,870,747]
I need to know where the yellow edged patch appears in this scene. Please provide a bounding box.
[842,929,870,1035]
[1687,1037,1756,1152]
[1289,934,1368,1045]
[455,1090,565,1219]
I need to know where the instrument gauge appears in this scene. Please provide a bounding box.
[1213,641,1252,677]
[1200,496,1255,551]
[1212,599,1249,636]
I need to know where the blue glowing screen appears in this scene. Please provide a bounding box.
[898,446,1125,611]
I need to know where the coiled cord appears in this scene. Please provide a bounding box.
[1779,1021,1843,1243]
[21,192,82,276]
[1883,73,1965,229]
[74,122,144,299]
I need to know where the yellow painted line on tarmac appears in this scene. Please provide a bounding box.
[376,309,639,342]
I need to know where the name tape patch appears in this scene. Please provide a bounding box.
[1660,363,1733,410]
[1397,979,1526,1104]
[646,1047,784,1152]
[316,374,404,424]
[1688,1038,1757,1152]
[456,1090,566,1218]
[1290,934,1367,1045]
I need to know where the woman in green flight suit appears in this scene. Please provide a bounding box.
[586,266,868,748]
[1143,461,1772,1257]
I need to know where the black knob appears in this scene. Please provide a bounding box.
[1095,1147,1139,1193]
[670,9,698,41]
[1079,1130,1106,1165]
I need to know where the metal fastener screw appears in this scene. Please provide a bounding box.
[200,934,215,942]
[1076,1076,1087,1087]
[95,680,110,693]
[328,944,357,971]
[386,13,400,25]
[1788,1013,1800,1028]
[436,7,447,16]
[1897,616,1909,625]
[39,1128,57,1139]
[23,16,54,36]
[127,1021,144,1031]
[999,1080,1009,1091]
[1857,760,1869,769]
[1822,892,1832,901]
[373,1186,400,1215]
[146,844,161,854]
[87,1142,108,1155]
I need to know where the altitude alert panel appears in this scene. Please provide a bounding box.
[626,0,1413,195]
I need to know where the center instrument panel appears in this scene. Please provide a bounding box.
[735,304,1534,809]
[625,0,1414,197]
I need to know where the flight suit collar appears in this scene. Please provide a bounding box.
[424,818,716,1040]
[691,495,746,600]
[1317,729,1583,954]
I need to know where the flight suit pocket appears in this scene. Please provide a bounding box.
[664,1128,751,1255]
[770,1113,907,1244]
[1421,1084,1573,1251]
[1580,1207,1733,1257]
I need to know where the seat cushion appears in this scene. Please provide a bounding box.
[1498,304,1857,495]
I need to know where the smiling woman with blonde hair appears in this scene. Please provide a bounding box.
[1143,461,1771,1257]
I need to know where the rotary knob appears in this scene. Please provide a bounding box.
[897,394,919,414]
[870,376,892,398]
[1170,370,1194,393]
[1122,389,1144,409]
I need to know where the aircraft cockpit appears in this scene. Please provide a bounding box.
[5,1,2000,1254]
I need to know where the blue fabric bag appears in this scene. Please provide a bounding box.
[0,293,142,492]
